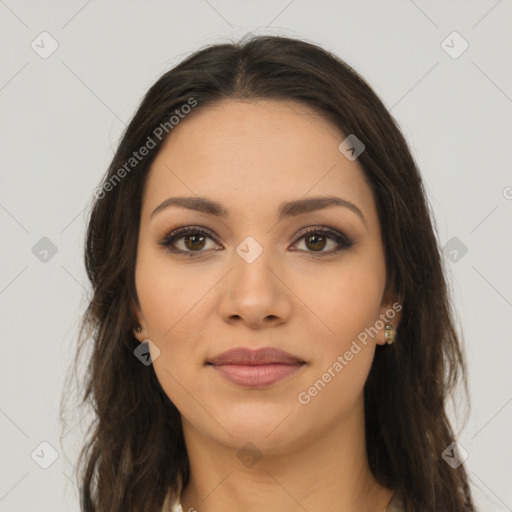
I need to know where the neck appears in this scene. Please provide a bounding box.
[178,397,393,512]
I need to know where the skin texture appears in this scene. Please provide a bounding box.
[133,99,401,512]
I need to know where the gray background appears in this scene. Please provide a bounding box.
[1,1,511,511]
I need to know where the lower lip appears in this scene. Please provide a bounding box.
[208,363,305,388]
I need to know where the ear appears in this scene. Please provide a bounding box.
[130,300,147,342]
[375,293,403,346]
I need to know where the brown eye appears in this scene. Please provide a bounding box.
[159,225,353,258]
[304,233,327,252]
[292,227,353,257]
[183,233,207,251]
[159,227,220,255]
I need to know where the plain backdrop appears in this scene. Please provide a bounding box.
[1,1,511,511]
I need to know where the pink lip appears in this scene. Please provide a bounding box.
[210,363,305,388]
[206,347,306,388]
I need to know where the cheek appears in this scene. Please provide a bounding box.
[294,257,385,346]
[294,254,384,398]
[329,279,383,344]
[296,271,383,411]
[134,247,216,405]
[295,341,375,431]
[135,245,211,339]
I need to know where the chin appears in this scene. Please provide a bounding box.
[210,403,309,452]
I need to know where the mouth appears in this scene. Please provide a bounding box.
[206,347,307,388]
[207,361,307,388]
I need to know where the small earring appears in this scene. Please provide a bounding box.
[384,322,396,345]
[136,324,142,333]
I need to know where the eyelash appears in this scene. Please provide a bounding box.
[158,225,354,258]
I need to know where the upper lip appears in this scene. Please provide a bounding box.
[206,347,306,366]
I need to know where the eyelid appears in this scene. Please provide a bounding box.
[293,225,349,243]
[290,226,354,255]
[159,225,220,250]
[158,225,353,256]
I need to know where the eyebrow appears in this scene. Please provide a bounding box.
[150,195,367,227]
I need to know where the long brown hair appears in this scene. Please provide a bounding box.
[60,34,475,512]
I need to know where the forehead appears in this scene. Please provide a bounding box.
[142,99,375,224]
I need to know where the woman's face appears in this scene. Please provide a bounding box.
[134,98,399,455]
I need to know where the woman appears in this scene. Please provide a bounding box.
[62,35,476,512]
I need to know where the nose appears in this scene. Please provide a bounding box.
[217,247,292,329]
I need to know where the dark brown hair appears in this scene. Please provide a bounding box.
[60,34,475,512]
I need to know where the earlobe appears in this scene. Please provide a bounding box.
[384,322,397,345]
[133,323,144,340]
[130,300,145,340]
[376,297,402,346]
[374,318,397,346]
